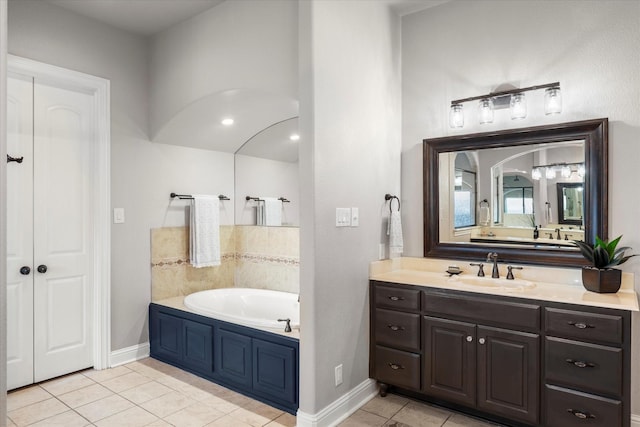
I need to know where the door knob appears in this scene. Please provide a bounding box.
[37,264,48,273]
[20,266,31,275]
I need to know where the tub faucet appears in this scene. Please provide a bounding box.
[278,318,292,333]
[486,252,499,278]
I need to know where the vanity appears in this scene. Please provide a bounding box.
[369,258,637,427]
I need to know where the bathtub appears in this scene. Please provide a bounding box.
[184,288,300,331]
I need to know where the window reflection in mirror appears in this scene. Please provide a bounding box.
[454,153,477,228]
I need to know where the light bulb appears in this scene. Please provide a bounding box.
[289,133,300,141]
[510,93,527,120]
[544,87,562,115]
[545,167,556,179]
[478,98,494,124]
[449,104,464,128]
[221,118,234,126]
[561,165,572,178]
[531,168,542,180]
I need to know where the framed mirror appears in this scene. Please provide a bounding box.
[423,118,608,267]
[557,182,584,226]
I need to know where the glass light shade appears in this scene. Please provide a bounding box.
[478,98,494,124]
[510,93,527,119]
[545,167,556,179]
[449,104,464,128]
[544,87,562,115]
[577,164,586,178]
[561,165,572,178]
[531,168,542,180]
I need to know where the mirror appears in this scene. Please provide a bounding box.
[424,118,608,267]
[234,117,299,226]
[557,182,584,225]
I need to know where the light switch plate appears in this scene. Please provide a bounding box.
[350,207,359,227]
[336,208,351,227]
[113,208,125,224]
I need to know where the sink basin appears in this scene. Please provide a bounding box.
[448,276,536,291]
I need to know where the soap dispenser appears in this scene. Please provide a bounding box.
[533,225,539,239]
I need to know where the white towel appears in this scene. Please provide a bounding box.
[545,202,553,224]
[479,206,490,226]
[263,197,282,227]
[387,205,404,257]
[189,195,221,268]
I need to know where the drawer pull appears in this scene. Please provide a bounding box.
[567,409,596,420]
[566,358,596,368]
[388,363,405,370]
[466,335,473,342]
[387,324,405,331]
[388,296,405,301]
[568,321,594,329]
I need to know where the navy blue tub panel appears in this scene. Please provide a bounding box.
[149,303,299,414]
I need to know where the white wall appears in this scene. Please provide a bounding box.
[149,0,298,137]
[1,0,8,422]
[299,0,401,416]
[7,0,235,351]
[235,155,299,226]
[401,0,640,415]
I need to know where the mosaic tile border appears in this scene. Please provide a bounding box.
[151,253,299,268]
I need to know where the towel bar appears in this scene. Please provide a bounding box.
[170,193,230,201]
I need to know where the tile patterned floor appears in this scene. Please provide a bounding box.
[7,358,502,427]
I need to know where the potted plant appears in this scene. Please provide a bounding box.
[573,235,637,293]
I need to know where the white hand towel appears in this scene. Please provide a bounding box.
[189,195,221,268]
[387,207,404,257]
[263,197,282,226]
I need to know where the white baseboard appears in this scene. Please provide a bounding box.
[296,379,377,427]
[631,414,640,427]
[109,342,150,367]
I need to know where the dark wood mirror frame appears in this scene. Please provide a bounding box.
[423,118,608,268]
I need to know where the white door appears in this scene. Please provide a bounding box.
[6,73,35,390]
[6,74,95,389]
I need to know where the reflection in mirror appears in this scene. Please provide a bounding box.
[234,117,299,226]
[424,119,608,267]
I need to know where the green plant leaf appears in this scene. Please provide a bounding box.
[593,246,610,269]
[605,235,622,258]
[573,240,594,263]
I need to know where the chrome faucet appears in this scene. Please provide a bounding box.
[555,228,562,240]
[277,318,292,333]
[486,252,499,278]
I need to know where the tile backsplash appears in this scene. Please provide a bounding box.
[150,226,299,301]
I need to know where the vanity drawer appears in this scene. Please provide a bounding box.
[374,345,420,391]
[545,307,623,345]
[374,284,421,312]
[545,336,622,397]
[545,384,621,427]
[375,309,420,351]
[423,292,540,331]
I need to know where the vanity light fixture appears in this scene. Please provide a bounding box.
[221,118,234,126]
[448,82,560,128]
[531,161,584,180]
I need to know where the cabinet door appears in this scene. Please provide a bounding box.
[252,338,297,405]
[216,327,252,388]
[423,316,476,406]
[151,310,183,364]
[477,326,540,425]
[182,319,213,376]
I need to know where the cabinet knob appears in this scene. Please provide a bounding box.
[387,324,405,331]
[37,264,48,274]
[478,338,486,345]
[565,359,595,368]
[388,296,405,301]
[20,266,31,275]
[388,363,405,370]
[466,336,473,342]
[567,409,596,419]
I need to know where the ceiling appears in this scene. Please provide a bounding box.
[46,0,225,36]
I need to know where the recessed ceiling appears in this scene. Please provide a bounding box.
[46,0,225,36]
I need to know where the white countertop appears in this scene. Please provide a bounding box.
[370,258,639,312]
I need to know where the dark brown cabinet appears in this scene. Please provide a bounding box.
[369,280,631,427]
